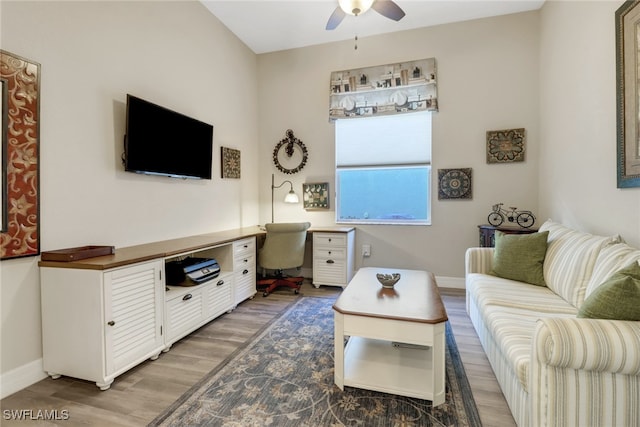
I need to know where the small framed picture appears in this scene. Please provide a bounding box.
[303,182,329,210]
[486,128,525,164]
[438,168,472,200]
[221,147,240,179]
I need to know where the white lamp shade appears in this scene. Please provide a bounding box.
[338,0,374,16]
[284,191,299,204]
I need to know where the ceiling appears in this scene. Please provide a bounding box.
[201,0,545,54]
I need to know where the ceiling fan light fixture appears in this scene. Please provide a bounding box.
[338,0,375,16]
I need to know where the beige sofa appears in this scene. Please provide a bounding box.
[465,219,640,427]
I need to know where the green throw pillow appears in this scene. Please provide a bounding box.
[578,262,640,320]
[491,230,549,286]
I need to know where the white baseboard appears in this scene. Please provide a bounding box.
[0,358,47,399]
[434,275,465,289]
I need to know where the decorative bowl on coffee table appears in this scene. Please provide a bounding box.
[376,273,401,288]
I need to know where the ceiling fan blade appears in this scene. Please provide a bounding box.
[371,0,406,21]
[326,6,347,30]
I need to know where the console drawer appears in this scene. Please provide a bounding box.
[234,238,256,305]
[206,273,233,318]
[234,237,255,259]
[166,288,205,342]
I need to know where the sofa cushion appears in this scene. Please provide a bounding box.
[467,273,578,316]
[578,262,640,320]
[538,220,620,308]
[466,273,577,391]
[586,242,640,298]
[491,230,549,286]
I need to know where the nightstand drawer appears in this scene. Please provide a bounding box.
[312,229,355,289]
[313,247,346,260]
[313,233,346,248]
[313,259,347,285]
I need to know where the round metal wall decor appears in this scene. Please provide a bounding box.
[273,129,308,174]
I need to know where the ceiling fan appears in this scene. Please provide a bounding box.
[326,0,406,30]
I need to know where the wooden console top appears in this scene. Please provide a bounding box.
[38,225,354,271]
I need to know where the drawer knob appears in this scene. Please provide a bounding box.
[217,280,225,286]
[328,238,332,242]
[326,259,335,264]
[328,251,332,255]
[243,245,248,248]
[107,320,115,326]
[183,294,193,301]
[243,269,249,275]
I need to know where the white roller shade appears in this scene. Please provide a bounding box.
[336,111,431,167]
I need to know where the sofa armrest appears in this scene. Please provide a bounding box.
[464,247,494,275]
[533,317,640,375]
[531,317,640,426]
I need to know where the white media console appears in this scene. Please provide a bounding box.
[38,225,354,390]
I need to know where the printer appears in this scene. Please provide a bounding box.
[165,257,220,286]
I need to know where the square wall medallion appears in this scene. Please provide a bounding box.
[221,147,241,179]
[438,168,472,200]
[486,128,525,163]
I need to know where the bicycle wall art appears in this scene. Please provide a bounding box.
[487,203,535,228]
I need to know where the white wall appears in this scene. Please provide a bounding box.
[539,0,640,245]
[257,11,541,278]
[0,0,259,393]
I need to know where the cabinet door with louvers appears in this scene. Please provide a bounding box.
[103,260,164,377]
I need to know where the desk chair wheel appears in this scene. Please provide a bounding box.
[259,278,303,297]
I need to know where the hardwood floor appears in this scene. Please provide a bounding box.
[440,288,517,427]
[1,283,515,426]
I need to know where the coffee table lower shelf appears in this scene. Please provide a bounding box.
[343,336,435,400]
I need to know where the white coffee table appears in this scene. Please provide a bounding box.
[333,267,448,406]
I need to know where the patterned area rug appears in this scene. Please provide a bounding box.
[150,296,481,426]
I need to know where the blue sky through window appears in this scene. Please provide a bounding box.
[338,167,429,221]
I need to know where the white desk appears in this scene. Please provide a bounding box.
[38,225,356,390]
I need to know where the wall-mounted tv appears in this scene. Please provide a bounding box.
[124,94,213,180]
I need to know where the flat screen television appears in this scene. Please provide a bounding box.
[124,94,213,180]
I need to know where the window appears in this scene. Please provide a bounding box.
[335,111,432,225]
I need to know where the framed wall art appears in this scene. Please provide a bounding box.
[221,146,240,179]
[303,182,329,210]
[616,0,640,187]
[486,128,525,164]
[1,76,7,233]
[438,168,472,200]
[1,50,41,259]
[329,58,438,120]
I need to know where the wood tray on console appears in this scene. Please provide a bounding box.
[41,245,116,262]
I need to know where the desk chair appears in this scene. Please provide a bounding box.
[257,222,311,297]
